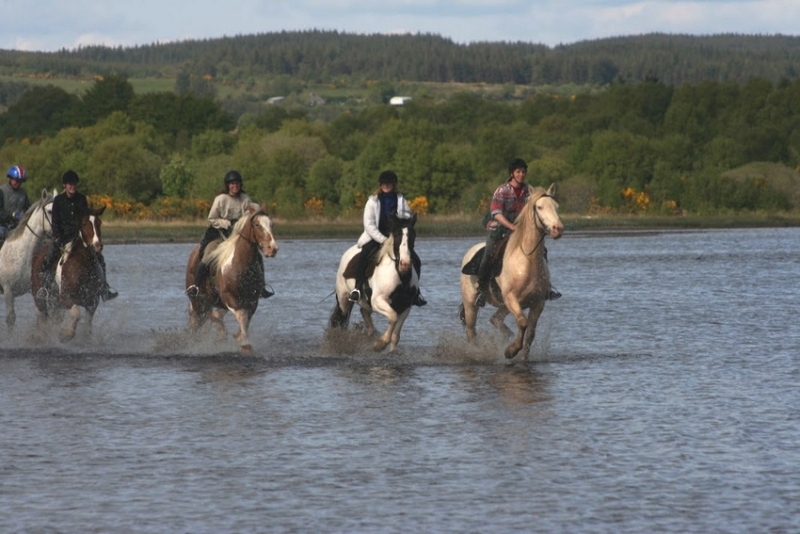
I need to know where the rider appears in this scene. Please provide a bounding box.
[185,170,273,299]
[0,166,32,245]
[38,170,118,301]
[474,158,561,307]
[348,170,426,306]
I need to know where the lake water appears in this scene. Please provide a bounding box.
[1,228,799,532]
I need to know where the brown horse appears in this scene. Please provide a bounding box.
[460,185,563,359]
[185,206,278,354]
[31,206,107,342]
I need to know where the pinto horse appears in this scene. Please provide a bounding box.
[185,206,278,354]
[31,206,107,342]
[0,189,55,329]
[330,213,420,352]
[460,184,563,359]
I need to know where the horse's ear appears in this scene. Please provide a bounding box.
[95,205,106,216]
[41,189,49,201]
[547,183,557,197]
[410,213,417,226]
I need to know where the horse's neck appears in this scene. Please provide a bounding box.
[507,220,546,264]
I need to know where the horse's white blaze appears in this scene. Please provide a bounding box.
[256,215,278,257]
[397,228,412,273]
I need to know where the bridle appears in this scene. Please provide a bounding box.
[522,194,553,257]
[24,200,54,240]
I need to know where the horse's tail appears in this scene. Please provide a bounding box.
[329,294,352,329]
[458,303,466,325]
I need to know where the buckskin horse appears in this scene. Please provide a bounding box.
[0,189,55,329]
[329,213,420,352]
[460,184,563,359]
[31,206,107,342]
[185,206,278,354]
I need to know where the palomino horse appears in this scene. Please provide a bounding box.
[460,184,563,359]
[185,206,278,354]
[0,189,55,329]
[31,206,107,342]
[329,213,420,352]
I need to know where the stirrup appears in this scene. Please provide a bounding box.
[474,288,487,308]
[36,287,51,300]
[348,288,361,303]
[185,285,200,298]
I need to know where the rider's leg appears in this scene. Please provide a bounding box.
[349,240,378,302]
[475,232,497,307]
[410,250,426,306]
[186,227,218,297]
[256,253,273,299]
[37,241,61,298]
[97,253,118,301]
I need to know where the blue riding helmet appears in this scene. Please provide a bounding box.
[7,166,26,182]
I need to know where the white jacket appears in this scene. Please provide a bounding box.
[356,193,412,247]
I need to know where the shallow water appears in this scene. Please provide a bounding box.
[1,228,799,532]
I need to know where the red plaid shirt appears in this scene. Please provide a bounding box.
[486,178,529,230]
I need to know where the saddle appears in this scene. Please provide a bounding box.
[461,237,509,276]
[343,249,379,282]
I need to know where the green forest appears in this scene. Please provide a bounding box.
[1,31,799,220]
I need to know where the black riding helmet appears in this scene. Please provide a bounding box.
[508,158,528,174]
[224,170,243,184]
[62,170,80,184]
[378,170,398,184]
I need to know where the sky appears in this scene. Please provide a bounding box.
[2,0,799,52]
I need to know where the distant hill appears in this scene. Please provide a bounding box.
[2,31,800,87]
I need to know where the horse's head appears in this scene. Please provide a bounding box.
[531,184,563,240]
[240,206,278,258]
[389,213,416,274]
[80,206,105,253]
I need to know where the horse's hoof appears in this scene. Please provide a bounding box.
[373,340,388,352]
[240,344,253,355]
[59,330,75,343]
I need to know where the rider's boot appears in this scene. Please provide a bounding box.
[412,288,427,306]
[474,252,493,308]
[546,287,562,301]
[260,286,274,299]
[102,283,119,301]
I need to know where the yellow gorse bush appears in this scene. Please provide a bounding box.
[408,196,429,215]
[622,187,651,212]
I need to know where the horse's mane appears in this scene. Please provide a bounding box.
[5,195,51,243]
[205,207,263,268]
[506,186,548,252]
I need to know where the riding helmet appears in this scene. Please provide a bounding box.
[508,158,528,174]
[378,170,398,184]
[61,170,80,184]
[224,170,243,184]
[7,166,26,182]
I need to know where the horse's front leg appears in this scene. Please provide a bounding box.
[490,305,513,337]
[210,309,227,342]
[370,297,398,352]
[522,301,545,358]
[502,294,528,359]
[359,307,376,338]
[232,308,254,354]
[460,275,480,341]
[60,304,82,342]
[388,308,411,352]
[5,292,16,329]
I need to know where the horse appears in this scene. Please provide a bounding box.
[31,206,107,342]
[185,206,278,354]
[459,184,563,359]
[0,189,56,329]
[329,213,420,352]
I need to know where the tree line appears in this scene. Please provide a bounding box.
[2,32,800,88]
[1,74,799,219]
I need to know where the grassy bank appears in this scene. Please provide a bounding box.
[102,213,800,244]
